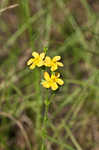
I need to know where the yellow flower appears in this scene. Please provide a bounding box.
[41,72,64,91]
[27,52,45,69]
[44,56,63,71]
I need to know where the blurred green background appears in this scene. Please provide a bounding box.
[0,0,99,150]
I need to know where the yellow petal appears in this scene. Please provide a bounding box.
[57,62,64,67]
[29,64,35,70]
[32,52,39,58]
[56,79,64,85]
[55,72,60,78]
[44,72,50,81]
[37,60,44,67]
[51,72,60,80]
[51,83,58,91]
[27,58,34,65]
[41,81,50,88]
[40,52,45,59]
[44,56,52,67]
[53,56,61,62]
[51,64,58,71]
[51,73,55,80]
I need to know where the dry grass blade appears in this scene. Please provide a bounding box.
[0,4,19,14]
[0,111,31,150]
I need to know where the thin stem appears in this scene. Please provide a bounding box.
[41,97,49,150]
[41,93,54,150]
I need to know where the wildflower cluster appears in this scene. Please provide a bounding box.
[27,51,64,91]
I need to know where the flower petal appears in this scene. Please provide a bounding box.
[37,60,44,67]
[32,52,39,58]
[51,72,60,80]
[57,62,64,67]
[51,83,58,91]
[51,73,55,80]
[29,64,35,70]
[51,64,58,71]
[44,72,50,81]
[27,58,34,65]
[55,72,60,77]
[41,81,50,88]
[53,56,61,62]
[44,56,52,67]
[56,79,64,85]
[40,52,45,59]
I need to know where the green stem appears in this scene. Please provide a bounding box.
[41,97,49,150]
[41,92,55,150]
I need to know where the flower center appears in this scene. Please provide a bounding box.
[47,79,54,86]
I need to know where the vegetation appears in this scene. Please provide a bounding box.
[0,0,99,150]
